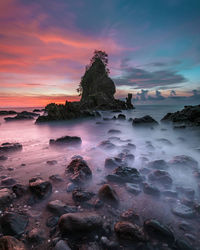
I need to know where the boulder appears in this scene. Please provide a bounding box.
[144,219,174,243]
[66,159,92,184]
[98,184,119,207]
[49,136,82,146]
[72,189,95,203]
[148,170,173,186]
[98,140,116,150]
[172,202,196,218]
[29,177,52,199]
[169,155,198,170]
[107,166,142,184]
[143,183,160,196]
[161,105,200,126]
[114,221,145,241]
[104,157,122,169]
[47,200,77,216]
[0,143,22,153]
[117,114,126,120]
[0,236,26,250]
[147,160,169,170]
[108,129,121,134]
[0,212,28,237]
[132,116,158,126]
[0,188,13,205]
[125,183,141,195]
[59,212,103,233]
[1,177,16,186]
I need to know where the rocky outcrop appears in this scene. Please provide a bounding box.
[0,110,17,116]
[66,159,92,184]
[36,55,134,123]
[161,105,200,126]
[49,135,82,146]
[0,143,22,153]
[132,115,158,126]
[59,212,103,234]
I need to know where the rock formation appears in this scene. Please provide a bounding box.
[36,51,134,122]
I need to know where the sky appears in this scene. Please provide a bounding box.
[0,0,200,107]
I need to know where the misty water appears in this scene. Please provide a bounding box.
[1,105,200,248]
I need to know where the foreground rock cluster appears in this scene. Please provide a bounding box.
[0,131,200,249]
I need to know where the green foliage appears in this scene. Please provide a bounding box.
[77,50,110,96]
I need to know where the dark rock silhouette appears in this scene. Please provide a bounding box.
[36,51,134,122]
[161,105,200,126]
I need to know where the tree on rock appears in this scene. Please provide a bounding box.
[77,50,110,96]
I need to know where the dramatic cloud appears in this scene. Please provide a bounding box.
[114,66,187,89]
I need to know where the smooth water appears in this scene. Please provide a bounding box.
[0,105,200,247]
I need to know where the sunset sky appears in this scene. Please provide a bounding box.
[0,0,200,107]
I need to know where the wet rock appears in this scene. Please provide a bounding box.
[148,170,173,186]
[12,184,28,197]
[54,240,71,250]
[0,143,22,153]
[0,212,28,237]
[156,138,173,146]
[49,174,63,182]
[1,177,16,186]
[144,219,174,243]
[0,188,13,205]
[71,155,83,160]
[120,209,140,223]
[114,221,145,242]
[94,198,104,209]
[47,160,57,165]
[145,141,155,151]
[107,166,142,184]
[161,105,200,127]
[143,183,160,196]
[172,202,196,218]
[46,216,59,228]
[29,177,52,199]
[0,236,26,250]
[0,155,8,161]
[108,129,121,134]
[104,157,122,169]
[27,228,46,244]
[47,200,77,216]
[49,135,82,146]
[117,114,126,120]
[178,221,193,232]
[169,155,198,170]
[98,184,119,207]
[66,159,92,184]
[162,190,178,198]
[125,183,141,195]
[59,212,103,234]
[72,189,95,203]
[147,160,169,170]
[132,115,158,126]
[98,140,116,150]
